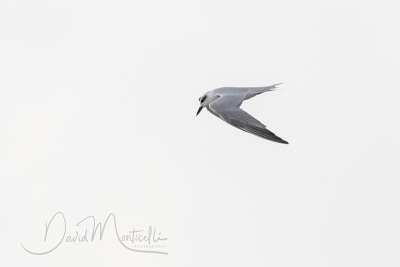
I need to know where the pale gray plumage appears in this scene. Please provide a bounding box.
[196,83,289,144]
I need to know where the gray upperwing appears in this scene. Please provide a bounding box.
[207,93,249,122]
[208,95,288,144]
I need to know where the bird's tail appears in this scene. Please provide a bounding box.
[267,82,283,91]
[248,83,283,95]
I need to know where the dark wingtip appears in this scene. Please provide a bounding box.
[275,140,289,144]
[275,138,289,144]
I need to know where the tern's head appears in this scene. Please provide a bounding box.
[196,92,211,116]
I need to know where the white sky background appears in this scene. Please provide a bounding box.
[1,0,400,266]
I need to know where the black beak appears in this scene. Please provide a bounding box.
[196,106,203,116]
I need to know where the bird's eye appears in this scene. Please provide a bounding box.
[200,96,207,103]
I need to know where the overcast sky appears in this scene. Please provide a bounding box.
[1,0,400,266]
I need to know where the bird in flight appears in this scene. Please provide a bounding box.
[196,83,288,144]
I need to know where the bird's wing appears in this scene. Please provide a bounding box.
[208,94,288,144]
